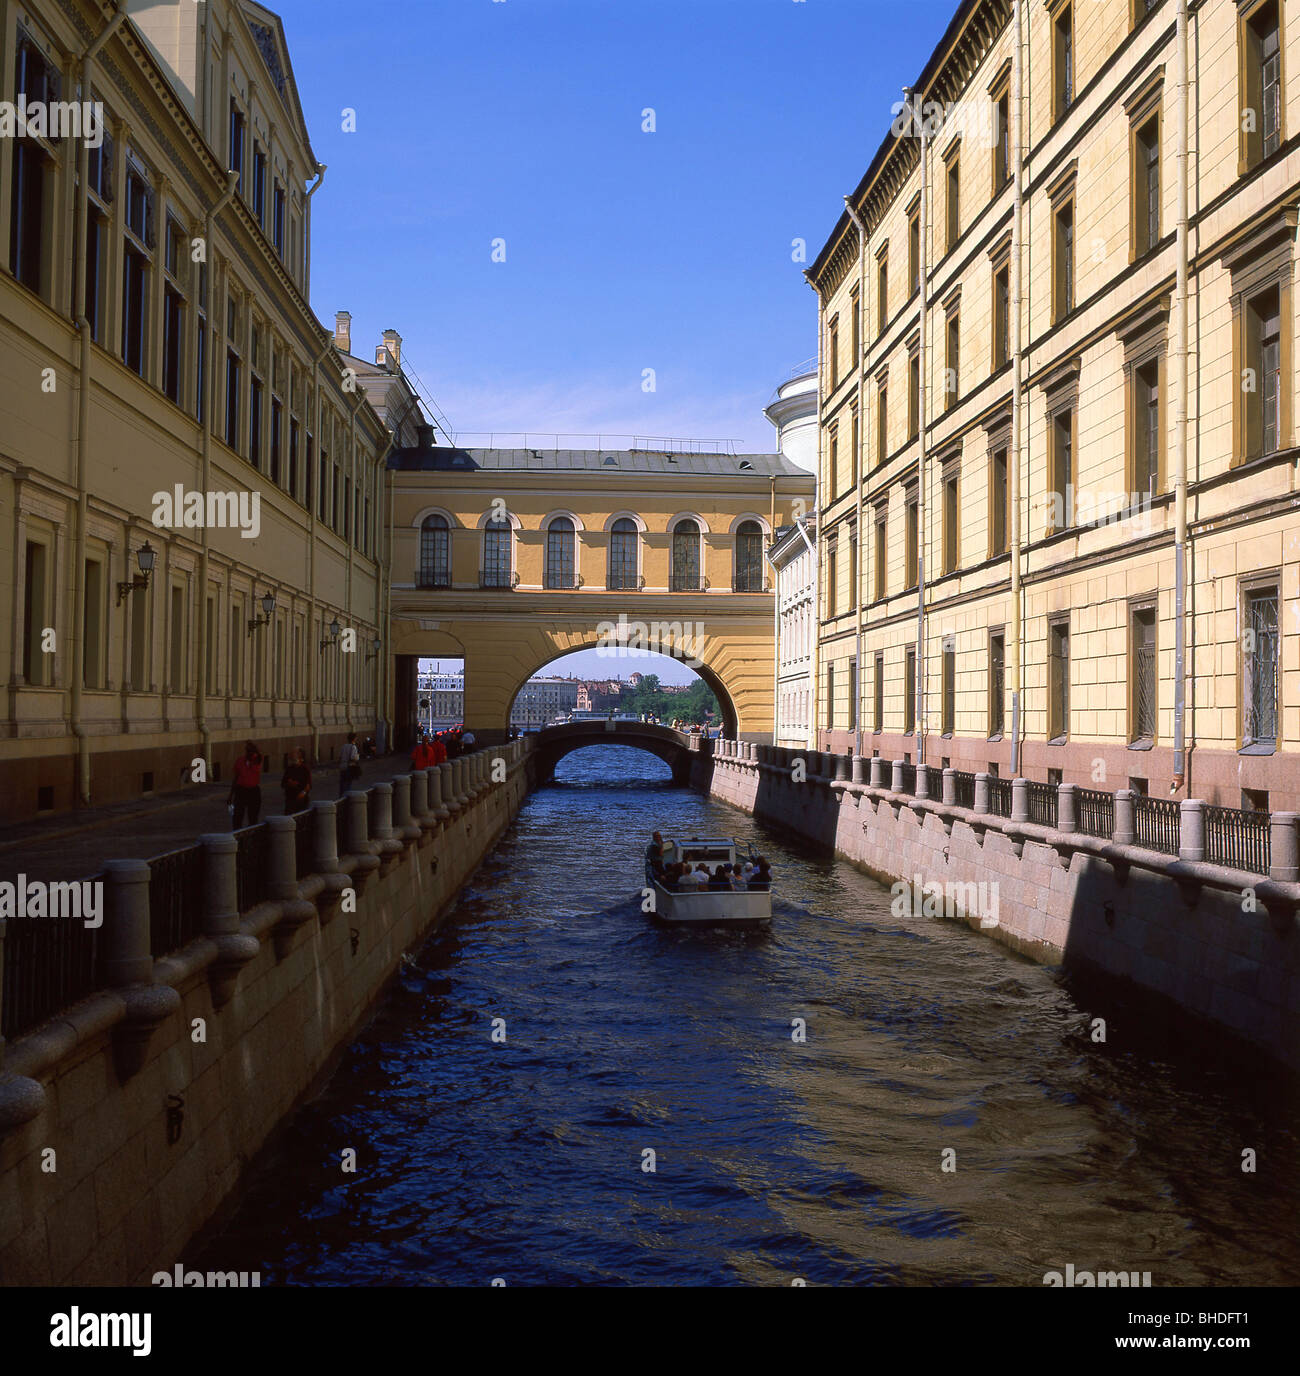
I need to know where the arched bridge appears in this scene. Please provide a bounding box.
[530,721,706,785]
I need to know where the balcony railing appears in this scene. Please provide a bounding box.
[479,570,520,590]
[669,573,710,592]
[1133,794,1180,856]
[414,569,451,589]
[732,575,769,593]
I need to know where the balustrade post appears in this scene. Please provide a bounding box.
[941,768,956,806]
[370,782,397,840]
[1113,789,1137,846]
[267,815,298,900]
[891,759,905,793]
[428,766,450,820]
[101,860,153,987]
[345,790,370,853]
[973,772,990,815]
[1011,777,1029,823]
[834,753,849,782]
[312,799,340,874]
[410,769,429,819]
[869,756,885,788]
[392,774,412,830]
[915,763,930,800]
[852,755,868,785]
[1268,812,1299,883]
[1178,798,1206,862]
[1057,783,1078,834]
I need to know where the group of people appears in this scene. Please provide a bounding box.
[644,832,772,892]
[226,731,371,829]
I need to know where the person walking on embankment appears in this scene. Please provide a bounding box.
[229,741,264,828]
[338,732,361,798]
[281,747,312,814]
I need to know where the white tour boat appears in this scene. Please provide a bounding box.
[645,837,772,928]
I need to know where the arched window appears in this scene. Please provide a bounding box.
[734,520,764,592]
[545,517,576,588]
[671,519,701,591]
[482,518,512,588]
[608,517,639,590]
[419,514,450,588]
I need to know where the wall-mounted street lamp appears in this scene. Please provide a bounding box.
[365,636,382,662]
[116,541,156,606]
[247,590,276,636]
[320,617,341,651]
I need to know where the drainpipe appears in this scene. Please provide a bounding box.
[905,86,930,770]
[803,267,823,752]
[69,1,128,804]
[304,164,326,302]
[844,195,867,760]
[1009,0,1025,778]
[194,170,240,777]
[1171,0,1190,792]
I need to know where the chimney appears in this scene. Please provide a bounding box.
[334,310,351,353]
[382,328,402,369]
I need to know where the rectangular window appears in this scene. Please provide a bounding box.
[848,524,859,612]
[993,265,1010,368]
[848,657,858,731]
[169,584,186,692]
[1243,586,1279,745]
[905,491,919,589]
[904,646,917,734]
[825,662,836,731]
[989,630,1005,737]
[320,450,330,524]
[908,352,920,440]
[850,286,860,362]
[826,536,838,618]
[1133,116,1160,257]
[229,100,245,195]
[205,595,217,695]
[163,288,184,402]
[1241,1,1282,169]
[252,144,266,224]
[1050,409,1073,532]
[1130,605,1156,742]
[343,476,352,542]
[1048,618,1070,740]
[876,382,889,466]
[945,311,959,404]
[946,155,960,251]
[874,507,887,600]
[129,575,149,692]
[874,651,885,732]
[850,405,860,488]
[828,426,839,500]
[995,90,1010,193]
[85,213,105,342]
[10,36,59,297]
[83,559,105,689]
[1246,287,1282,458]
[332,463,341,531]
[828,316,839,391]
[23,541,48,685]
[225,351,241,449]
[942,468,959,575]
[990,446,1009,555]
[908,205,920,295]
[1054,3,1074,122]
[306,433,315,511]
[249,377,263,471]
[270,398,283,485]
[1053,199,1074,321]
[289,417,300,498]
[877,250,889,333]
[273,184,286,257]
[941,640,955,736]
[230,603,242,696]
[1133,360,1160,498]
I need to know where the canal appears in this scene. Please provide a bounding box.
[193,745,1300,1286]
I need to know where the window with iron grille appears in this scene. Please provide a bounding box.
[1131,606,1156,743]
[734,520,763,591]
[545,518,576,588]
[608,518,638,589]
[989,631,1005,737]
[1243,587,1278,745]
[671,520,701,591]
[482,519,512,587]
[1048,619,1070,740]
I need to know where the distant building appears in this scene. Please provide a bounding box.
[770,518,816,748]
[417,668,463,732]
[511,677,580,729]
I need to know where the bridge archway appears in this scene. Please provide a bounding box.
[530,721,699,785]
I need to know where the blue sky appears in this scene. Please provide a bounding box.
[282,0,956,454]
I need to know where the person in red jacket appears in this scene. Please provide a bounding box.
[430,734,447,766]
[229,741,264,828]
[411,737,434,770]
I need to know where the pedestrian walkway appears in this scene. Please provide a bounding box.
[0,756,420,885]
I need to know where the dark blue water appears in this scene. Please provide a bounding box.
[194,746,1300,1286]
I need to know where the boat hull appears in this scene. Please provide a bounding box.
[648,880,771,928]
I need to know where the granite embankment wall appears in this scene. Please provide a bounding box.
[0,741,533,1284]
[696,743,1300,1072]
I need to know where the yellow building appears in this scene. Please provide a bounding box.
[0,0,390,823]
[810,0,1299,810]
[387,441,815,742]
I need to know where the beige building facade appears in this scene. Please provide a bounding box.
[0,0,389,823]
[810,0,1300,809]
[387,442,815,743]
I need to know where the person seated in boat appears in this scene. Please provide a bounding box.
[708,864,732,891]
[739,860,756,886]
[748,858,772,890]
[645,831,667,873]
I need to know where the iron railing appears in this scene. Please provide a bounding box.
[951,770,976,809]
[1076,788,1114,840]
[148,844,206,956]
[1025,780,1058,828]
[1204,805,1271,875]
[1,883,102,1043]
[898,762,916,795]
[234,823,272,913]
[987,777,1014,818]
[1134,794,1180,856]
[414,568,450,589]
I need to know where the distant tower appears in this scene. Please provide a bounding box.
[764,361,818,472]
